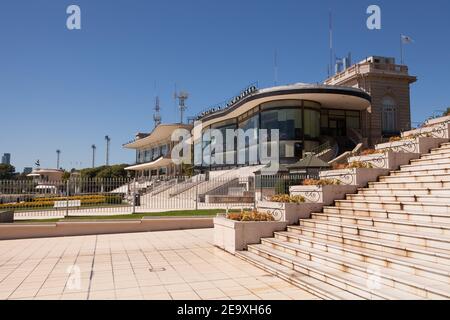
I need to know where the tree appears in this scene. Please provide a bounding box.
[0,164,15,180]
[444,107,450,117]
[78,164,132,179]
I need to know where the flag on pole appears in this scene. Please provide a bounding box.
[401,35,414,44]
[400,35,414,65]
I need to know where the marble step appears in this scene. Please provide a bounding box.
[261,238,450,288]
[235,250,363,300]
[323,205,450,225]
[369,180,450,189]
[408,158,450,166]
[421,152,450,160]
[335,199,450,214]
[297,219,450,251]
[247,244,428,299]
[379,174,450,183]
[310,212,450,237]
[347,194,450,205]
[357,187,450,197]
[393,166,450,175]
[286,226,450,266]
[273,232,450,283]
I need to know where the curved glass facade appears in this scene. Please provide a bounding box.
[196,99,360,169]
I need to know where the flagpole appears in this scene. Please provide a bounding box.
[400,34,403,65]
[274,49,278,86]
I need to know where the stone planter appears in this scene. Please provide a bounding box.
[401,120,450,140]
[425,115,450,126]
[290,185,358,206]
[214,217,288,254]
[347,151,419,170]
[319,168,389,187]
[375,137,448,155]
[0,211,14,223]
[256,201,323,225]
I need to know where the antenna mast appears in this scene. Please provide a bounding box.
[175,91,189,124]
[153,96,162,128]
[328,9,334,77]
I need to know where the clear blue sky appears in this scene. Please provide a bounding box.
[1,0,449,172]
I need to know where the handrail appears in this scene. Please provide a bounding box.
[310,141,331,155]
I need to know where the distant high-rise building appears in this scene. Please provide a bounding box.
[23,167,33,175]
[1,153,11,165]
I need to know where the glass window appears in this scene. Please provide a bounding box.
[161,144,168,157]
[238,114,259,165]
[261,109,302,140]
[382,96,397,133]
[346,116,360,129]
[304,109,320,139]
[329,110,345,117]
[321,114,329,128]
[211,119,236,129]
[303,100,321,109]
[153,147,160,159]
[260,99,301,110]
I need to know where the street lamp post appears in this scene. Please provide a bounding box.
[91,144,96,168]
[105,136,111,166]
[56,150,61,169]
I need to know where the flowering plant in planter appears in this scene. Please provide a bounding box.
[360,149,383,156]
[226,210,275,222]
[332,161,373,170]
[303,179,341,186]
[269,194,305,204]
[389,136,402,142]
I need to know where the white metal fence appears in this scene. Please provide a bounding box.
[0,174,314,220]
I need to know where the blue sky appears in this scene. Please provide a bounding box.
[1,0,449,171]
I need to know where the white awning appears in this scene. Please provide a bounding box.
[123,123,193,149]
[125,157,173,171]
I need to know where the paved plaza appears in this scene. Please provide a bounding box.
[0,229,317,300]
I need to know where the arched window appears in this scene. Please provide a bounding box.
[382,96,397,134]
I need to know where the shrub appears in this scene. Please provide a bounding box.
[303,179,341,186]
[444,108,450,117]
[227,210,275,222]
[347,161,373,169]
[270,194,305,204]
[331,161,373,170]
[360,149,382,156]
[0,194,124,209]
[389,136,402,142]
[332,163,348,170]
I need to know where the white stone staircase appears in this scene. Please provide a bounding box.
[237,141,450,300]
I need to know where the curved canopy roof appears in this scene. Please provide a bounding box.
[124,123,193,149]
[197,83,371,128]
[124,156,173,171]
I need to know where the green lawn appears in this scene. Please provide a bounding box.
[15,209,231,223]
